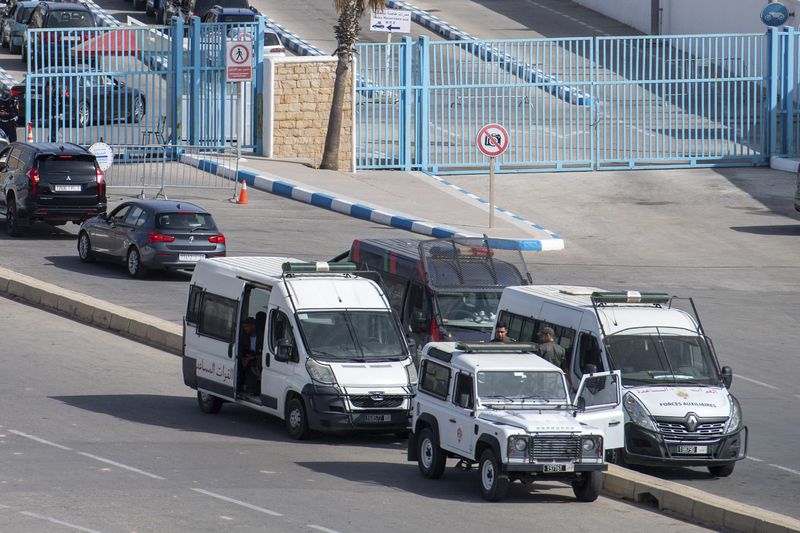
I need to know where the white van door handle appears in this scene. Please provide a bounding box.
[449,418,456,423]
[609,420,621,426]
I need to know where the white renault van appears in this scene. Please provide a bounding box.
[494,286,747,476]
[182,257,416,439]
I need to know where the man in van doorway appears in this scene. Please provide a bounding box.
[239,317,262,395]
[537,326,566,371]
[491,323,512,342]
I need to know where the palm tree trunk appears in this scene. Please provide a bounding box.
[320,55,350,170]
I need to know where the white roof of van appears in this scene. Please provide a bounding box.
[425,342,561,373]
[196,256,301,283]
[287,277,387,310]
[501,285,699,335]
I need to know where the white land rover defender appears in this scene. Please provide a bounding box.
[407,342,624,502]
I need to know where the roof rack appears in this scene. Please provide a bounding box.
[590,291,670,305]
[455,342,538,353]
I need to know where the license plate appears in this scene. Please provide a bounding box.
[362,414,391,423]
[178,254,204,262]
[543,464,574,472]
[54,184,81,192]
[676,445,708,454]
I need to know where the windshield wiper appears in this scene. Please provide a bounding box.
[482,395,515,402]
[518,396,551,403]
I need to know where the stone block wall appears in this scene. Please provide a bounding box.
[266,57,353,171]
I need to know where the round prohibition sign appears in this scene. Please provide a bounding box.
[229,43,251,65]
[476,123,509,157]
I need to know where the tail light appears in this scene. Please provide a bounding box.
[27,167,40,196]
[10,88,23,97]
[147,232,175,243]
[429,318,441,342]
[96,165,105,197]
[208,234,225,244]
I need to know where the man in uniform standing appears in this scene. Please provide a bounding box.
[0,91,18,142]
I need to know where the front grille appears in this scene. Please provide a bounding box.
[657,421,726,437]
[529,436,581,462]
[349,395,404,409]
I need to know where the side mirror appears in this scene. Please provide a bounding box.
[721,366,733,389]
[274,339,293,362]
[409,310,428,333]
[582,363,598,375]
[576,396,586,411]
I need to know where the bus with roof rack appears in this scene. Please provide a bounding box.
[493,286,747,477]
[182,257,416,439]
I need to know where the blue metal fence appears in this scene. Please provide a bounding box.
[356,33,771,173]
[25,18,264,152]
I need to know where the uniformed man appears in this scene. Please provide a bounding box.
[0,91,18,143]
[537,326,566,370]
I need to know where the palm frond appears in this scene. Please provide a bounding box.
[333,0,385,14]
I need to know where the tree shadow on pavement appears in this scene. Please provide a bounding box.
[49,394,407,451]
[297,460,575,503]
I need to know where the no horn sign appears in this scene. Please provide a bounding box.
[226,41,253,82]
[477,123,509,157]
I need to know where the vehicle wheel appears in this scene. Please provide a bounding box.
[285,396,310,440]
[130,96,145,123]
[417,427,446,479]
[479,448,509,501]
[197,391,223,414]
[77,232,96,263]
[5,198,21,237]
[9,41,20,54]
[78,100,91,127]
[708,463,735,477]
[126,247,148,278]
[572,471,603,502]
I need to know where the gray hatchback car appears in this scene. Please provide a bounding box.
[77,199,226,277]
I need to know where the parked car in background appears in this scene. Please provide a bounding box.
[43,69,146,126]
[171,0,248,22]
[1,0,38,54]
[145,0,162,18]
[0,142,106,236]
[200,6,285,57]
[77,199,226,278]
[23,2,96,68]
[263,30,285,57]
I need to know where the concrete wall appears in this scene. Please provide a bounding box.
[575,0,651,34]
[264,56,355,172]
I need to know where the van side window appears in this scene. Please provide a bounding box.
[381,273,407,316]
[577,332,603,376]
[453,373,474,409]
[198,293,238,342]
[419,360,451,399]
[186,285,204,325]
[404,282,428,324]
[270,310,298,362]
[243,286,271,352]
[498,311,577,367]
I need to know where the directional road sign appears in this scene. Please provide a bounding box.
[226,40,253,83]
[476,123,510,157]
[369,9,411,33]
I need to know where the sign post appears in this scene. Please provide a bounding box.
[476,123,509,228]
[369,9,411,63]
[226,40,253,165]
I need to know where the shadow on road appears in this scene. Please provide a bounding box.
[43,254,193,282]
[730,224,800,236]
[0,223,75,240]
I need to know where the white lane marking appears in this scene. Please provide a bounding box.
[77,452,165,480]
[191,489,283,517]
[747,456,764,462]
[19,511,102,533]
[9,430,72,451]
[309,525,341,533]
[769,464,800,476]
[736,375,779,390]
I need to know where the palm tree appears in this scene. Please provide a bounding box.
[320,0,385,170]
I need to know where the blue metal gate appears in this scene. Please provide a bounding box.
[25,17,264,152]
[356,33,770,173]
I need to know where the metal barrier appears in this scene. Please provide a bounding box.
[106,145,239,199]
[356,34,769,173]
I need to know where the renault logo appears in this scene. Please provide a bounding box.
[65,176,72,181]
[189,236,194,242]
[686,413,699,432]
[369,391,384,401]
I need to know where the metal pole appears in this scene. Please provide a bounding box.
[237,82,245,162]
[489,156,495,228]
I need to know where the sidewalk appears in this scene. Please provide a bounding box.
[185,154,565,251]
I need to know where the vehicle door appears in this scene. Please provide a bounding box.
[0,146,12,212]
[110,204,145,257]
[444,371,476,456]
[415,358,453,449]
[235,284,271,399]
[262,303,300,414]
[189,287,240,400]
[92,203,129,255]
[574,370,624,450]
[570,331,603,393]
[403,282,430,351]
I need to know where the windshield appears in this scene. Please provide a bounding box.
[297,310,406,361]
[435,291,501,331]
[477,371,567,404]
[606,328,721,386]
[46,11,95,28]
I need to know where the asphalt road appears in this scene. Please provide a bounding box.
[0,295,715,533]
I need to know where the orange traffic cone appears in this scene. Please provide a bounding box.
[26,122,33,142]
[236,180,249,204]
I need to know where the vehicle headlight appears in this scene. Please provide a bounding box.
[306,358,337,385]
[404,359,418,386]
[623,392,658,432]
[581,436,602,459]
[507,436,528,459]
[723,396,742,433]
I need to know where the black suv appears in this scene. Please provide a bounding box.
[23,2,96,69]
[163,0,249,24]
[0,142,107,236]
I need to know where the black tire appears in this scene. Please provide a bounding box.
[285,396,310,440]
[126,247,148,278]
[5,198,21,237]
[572,471,603,502]
[1,29,8,49]
[77,100,91,127]
[708,463,735,477]
[197,391,223,414]
[130,95,145,124]
[479,448,509,501]
[77,232,96,263]
[417,427,446,479]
